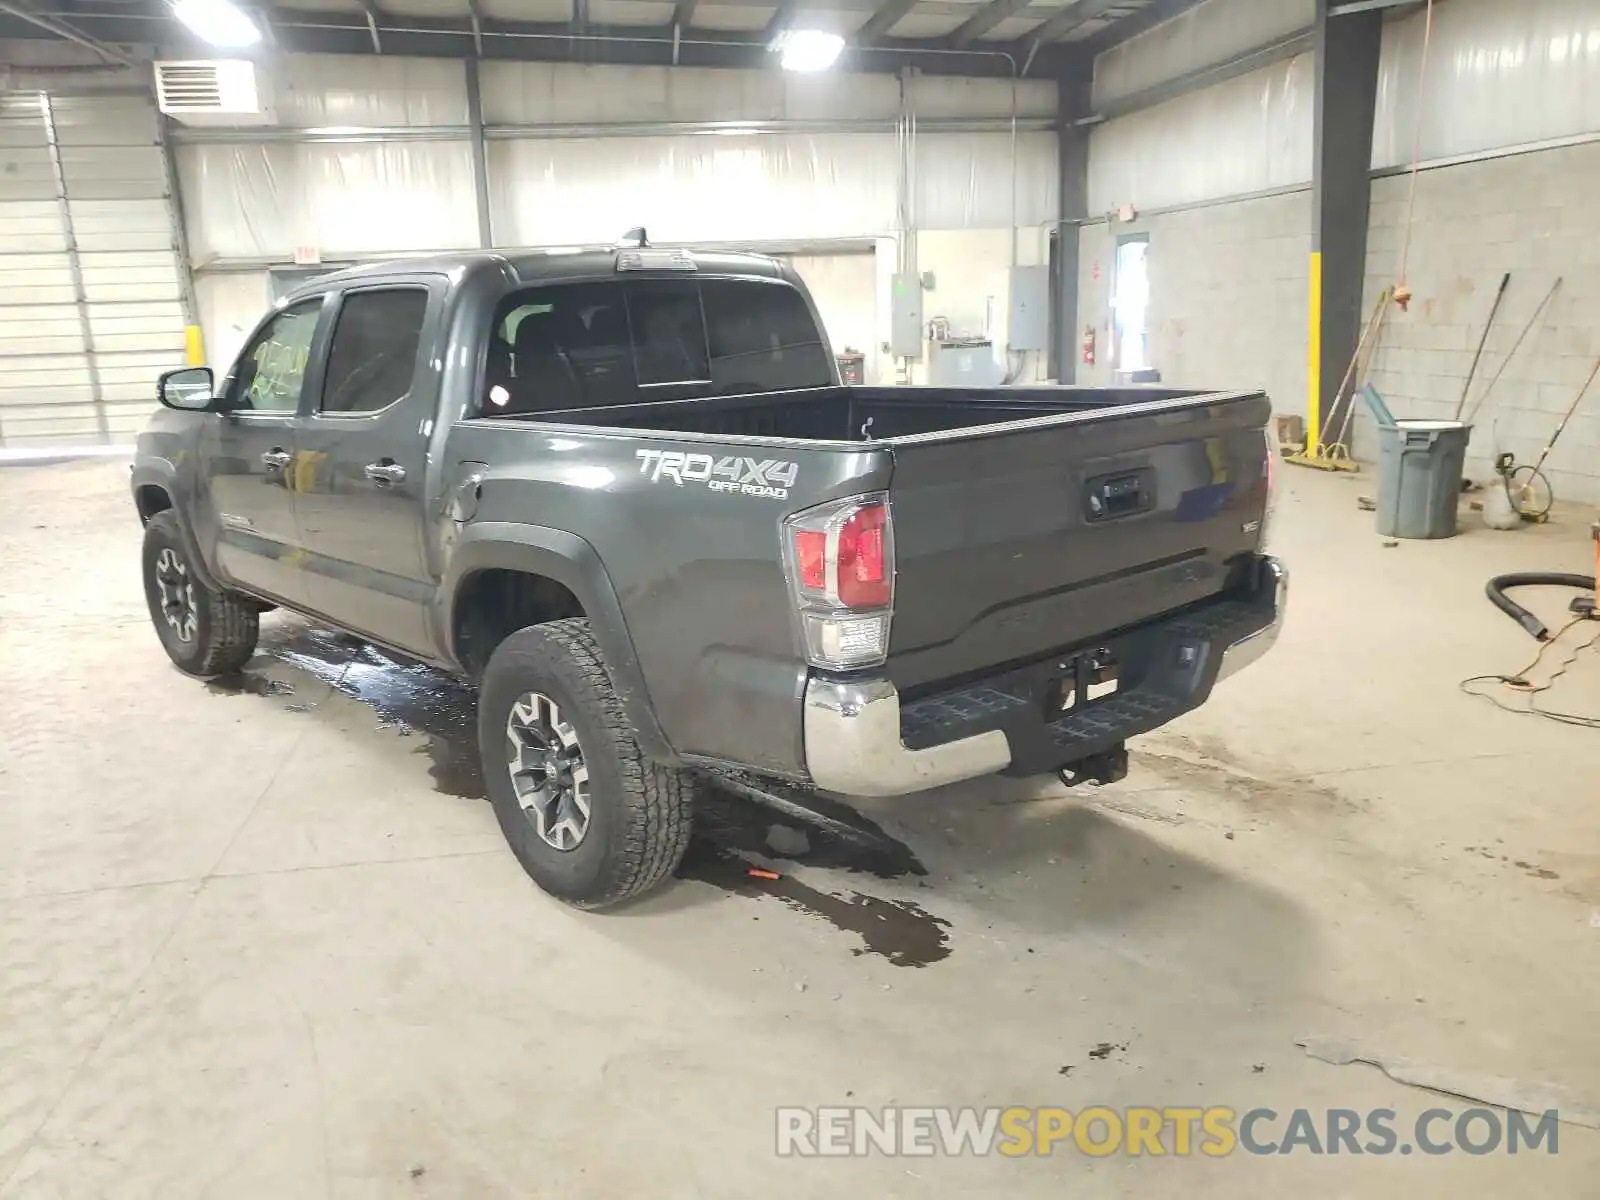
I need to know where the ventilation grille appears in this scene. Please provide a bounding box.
[156,62,223,109]
[154,60,273,125]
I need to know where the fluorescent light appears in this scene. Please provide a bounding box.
[173,0,262,48]
[771,29,844,72]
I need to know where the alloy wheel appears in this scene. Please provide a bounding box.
[505,691,592,851]
[154,547,198,644]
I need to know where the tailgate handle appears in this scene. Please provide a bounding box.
[1085,470,1152,521]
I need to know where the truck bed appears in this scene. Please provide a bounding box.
[511,383,1224,443]
[494,381,1274,692]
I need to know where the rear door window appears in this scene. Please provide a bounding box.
[320,288,430,414]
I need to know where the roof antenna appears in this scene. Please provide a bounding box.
[620,227,648,248]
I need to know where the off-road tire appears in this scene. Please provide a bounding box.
[479,618,695,908]
[141,510,259,676]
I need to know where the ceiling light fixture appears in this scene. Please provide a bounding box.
[172,0,262,48]
[771,29,844,72]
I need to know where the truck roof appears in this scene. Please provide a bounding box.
[293,247,788,300]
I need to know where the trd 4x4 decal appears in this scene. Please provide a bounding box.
[635,449,798,500]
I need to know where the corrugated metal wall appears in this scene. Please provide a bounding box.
[1372,0,1600,169]
[176,57,1059,257]
[176,55,1060,382]
[1080,0,1600,499]
[1092,0,1314,111]
[1356,0,1600,503]
[1085,55,1312,215]
[0,91,187,450]
[1078,0,1316,416]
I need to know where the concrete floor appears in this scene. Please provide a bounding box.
[2,459,1598,1198]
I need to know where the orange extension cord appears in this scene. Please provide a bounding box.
[1393,0,1435,312]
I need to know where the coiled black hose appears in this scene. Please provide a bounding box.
[1486,573,1596,641]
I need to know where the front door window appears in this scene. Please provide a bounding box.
[228,301,322,413]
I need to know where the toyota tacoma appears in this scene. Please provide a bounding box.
[132,244,1286,908]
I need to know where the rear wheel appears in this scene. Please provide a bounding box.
[479,618,694,908]
[141,510,259,676]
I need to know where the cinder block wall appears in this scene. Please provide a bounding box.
[1076,191,1312,415]
[1357,141,1600,504]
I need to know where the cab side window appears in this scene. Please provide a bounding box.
[228,300,323,412]
[483,283,635,415]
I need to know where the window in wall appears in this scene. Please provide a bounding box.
[229,299,323,413]
[1112,234,1151,375]
[321,288,430,414]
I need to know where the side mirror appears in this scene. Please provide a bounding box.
[158,366,216,411]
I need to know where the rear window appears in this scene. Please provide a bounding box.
[481,277,830,416]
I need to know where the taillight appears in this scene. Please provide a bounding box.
[794,529,827,590]
[837,503,888,608]
[783,493,895,670]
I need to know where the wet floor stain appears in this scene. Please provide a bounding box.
[245,622,482,798]
[261,623,478,747]
[680,845,952,968]
[687,781,925,881]
[674,786,951,966]
[221,618,952,962]
[415,735,485,799]
[206,673,295,698]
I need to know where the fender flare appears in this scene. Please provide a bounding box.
[130,461,223,593]
[439,522,677,765]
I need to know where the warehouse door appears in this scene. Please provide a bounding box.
[0,91,189,453]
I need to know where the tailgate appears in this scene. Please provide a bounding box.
[883,390,1272,693]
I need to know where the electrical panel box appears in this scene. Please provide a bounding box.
[890,274,924,358]
[1007,265,1050,352]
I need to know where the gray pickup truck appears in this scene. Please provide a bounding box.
[133,244,1285,907]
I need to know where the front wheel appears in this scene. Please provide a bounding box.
[478,618,695,908]
[141,510,259,677]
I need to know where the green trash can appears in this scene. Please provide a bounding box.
[1376,420,1472,539]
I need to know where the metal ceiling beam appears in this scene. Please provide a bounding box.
[762,0,797,41]
[465,0,483,55]
[6,6,1068,77]
[1022,0,1123,48]
[0,0,134,65]
[854,0,917,42]
[360,2,383,53]
[1329,0,1421,13]
[946,0,1032,49]
[253,2,280,50]
[1081,0,1205,54]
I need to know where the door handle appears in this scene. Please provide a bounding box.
[261,448,292,470]
[364,461,406,487]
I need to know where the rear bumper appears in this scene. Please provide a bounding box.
[803,555,1287,797]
